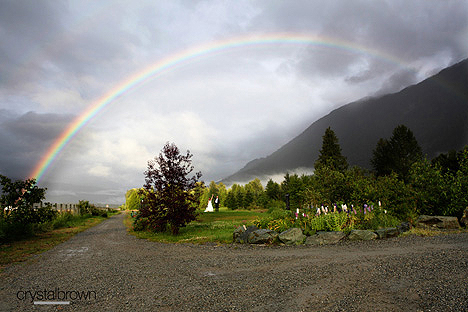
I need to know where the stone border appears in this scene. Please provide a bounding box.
[233,215,463,245]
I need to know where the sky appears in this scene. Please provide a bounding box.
[1,0,467,205]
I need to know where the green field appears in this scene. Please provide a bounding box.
[125,208,266,244]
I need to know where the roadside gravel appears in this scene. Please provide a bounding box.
[1,212,467,311]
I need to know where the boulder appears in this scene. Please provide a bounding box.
[233,225,259,243]
[415,215,460,229]
[375,227,400,239]
[460,207,468,228]
[278,228,306,245]
[348,230,377,241]
[397,222,411,233]
[305,231,346,245]
[248,229,278,244]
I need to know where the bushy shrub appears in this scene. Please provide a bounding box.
[0,219,34,242]
[253,208,295,233]
[267,200,286,213]
[6,203,57,225]
[51,212,75,229]
[410,152,468,219]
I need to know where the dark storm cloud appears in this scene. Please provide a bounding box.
[0,110,73,179]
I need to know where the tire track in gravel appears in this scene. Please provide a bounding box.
[1,212,467,311]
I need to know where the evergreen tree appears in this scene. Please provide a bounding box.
[371,138,393,176]
[371,124,422,182]
[314,127,348,172]
[224,190,236,210]
[265,179,281,200]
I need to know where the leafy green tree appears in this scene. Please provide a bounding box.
[192,181,206,209]
[372,124,422,182]
[0,175,45,210]
[374,173,416,221]
[125,188,142,210]
[413,146,468,218]
[245,178,264,208]
[138,142,201,234]
[0,175,53,224]
[409,159,448,216]
[208,181,219,198]
[309,166,348,206]
[281,173,308,210]
[314,127,348,172]
[217,182,227,207]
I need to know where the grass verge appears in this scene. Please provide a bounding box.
[0,212,120,272]
[400,226,467,237]
[125,208,266,244]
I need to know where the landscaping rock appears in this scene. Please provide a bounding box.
[416,215,460,229]
[460,207,468,228]
[305,231,346,245]
[248,229,278,244]
[348,230,377,241]
[233,225,259,244]
[375,227,400,239]
[278,228,305,245]
[397,222,411,233]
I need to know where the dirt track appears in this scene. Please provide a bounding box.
[1,212,467,311]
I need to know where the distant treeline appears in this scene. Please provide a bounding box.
[124,125,468,222]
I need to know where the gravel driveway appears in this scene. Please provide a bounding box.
[1,212,467,311]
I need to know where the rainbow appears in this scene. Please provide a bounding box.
[29,32,406,183]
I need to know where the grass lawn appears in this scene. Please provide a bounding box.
[0,212,120,272]
[125,207,267,244]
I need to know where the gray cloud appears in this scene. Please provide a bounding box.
[0,110,73,179]
[0,1,467,204]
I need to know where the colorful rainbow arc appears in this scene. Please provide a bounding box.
[29,33,405,183]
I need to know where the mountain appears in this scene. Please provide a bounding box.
[223,58,468,184]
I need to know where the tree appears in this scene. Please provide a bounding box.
[0,175,45,209]
[0,175,55,228]
[265,179,281,200]
[371,138,393,176]
[125,188,143,210]
[192,181,206,209]
[245,178,264,208]
[224,190,237,210]
[314,127,348,172]
[371,124,422,182]
[431,150,461,175]
[138,142,201,234]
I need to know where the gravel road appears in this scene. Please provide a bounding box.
[1,212,467,311]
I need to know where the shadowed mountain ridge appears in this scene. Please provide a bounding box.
[222,58,468,184]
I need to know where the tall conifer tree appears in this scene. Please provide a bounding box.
[314,127,348,172]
